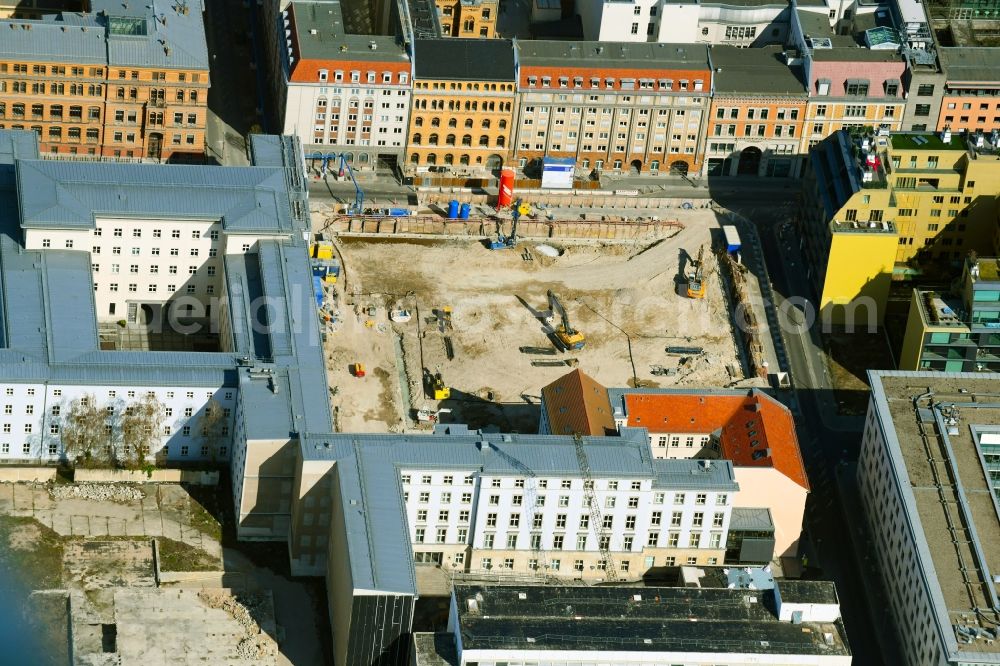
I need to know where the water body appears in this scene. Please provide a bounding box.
[0,519,69,665]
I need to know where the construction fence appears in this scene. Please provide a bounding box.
[319,214,684,242]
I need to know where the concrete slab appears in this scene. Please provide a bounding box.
[0,483,14,513]
[70,514,91,536]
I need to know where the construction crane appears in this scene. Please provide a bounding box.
[337,153,364,215]
[686,245,706,299]
[547,290,586,351]
[573,434,618,581]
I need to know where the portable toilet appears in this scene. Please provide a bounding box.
[447,200,460,219]
[459,203,471,220]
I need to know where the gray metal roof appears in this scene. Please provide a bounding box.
[518,41,710,71]
[0,0,208,69]
[0,17,107,64]
[287,1,408,64]
[0,129,329,439]
[940,47,1000,84]
[16,160,294,233]
[301,428,736,596]
[710,45,806,95]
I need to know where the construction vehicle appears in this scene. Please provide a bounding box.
[686,245,706,299]
[337,153,364,215]
[488,215,519,250]
[426,371,450,400]
[547,290,586,351]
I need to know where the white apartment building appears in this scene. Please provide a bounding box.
[275,1,412,172]
[576,0,833,46]
[0,131,331,468]
[859,371,1000,665]
[289,426,741,665]
[401,466,734,576]
[514,41,712,177]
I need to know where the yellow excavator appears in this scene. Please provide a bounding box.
[547,290,586,351]
[686,245,706,299]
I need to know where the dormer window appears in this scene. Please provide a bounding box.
[318,69,328,82]
[334,70,344,82]
[528,76,537,86]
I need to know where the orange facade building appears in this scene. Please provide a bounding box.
[704,46,807,178]
[935,49,1000,135]
[0,0,209,160]
[406,39,515,174]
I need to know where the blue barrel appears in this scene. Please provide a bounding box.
[447,200,459,219]
[459,203,471,220]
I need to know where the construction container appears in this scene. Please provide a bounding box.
[723,225,742,253]
[313,276,324,306]
[312,262,341,285]
[311,241,334,260]
[459,202,471,220]
[447,200,460,219]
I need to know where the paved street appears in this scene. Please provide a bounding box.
[741,197,904,666]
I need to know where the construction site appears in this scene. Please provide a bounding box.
[309,200,776,433]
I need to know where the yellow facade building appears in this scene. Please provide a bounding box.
[435,0,498,38]
[801,129,1000,326]
[406,38,515,175]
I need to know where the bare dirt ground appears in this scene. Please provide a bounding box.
[324,209,752,432]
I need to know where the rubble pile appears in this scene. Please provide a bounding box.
[48,482,146,503]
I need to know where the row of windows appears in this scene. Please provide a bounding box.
[0,64,100,77]
[0,103,100,121]
[93,227,219,240]
[0,81,103,97]
[524,76,703,93]
[316,69,407,85]
[91,263,217,275]
[418,528,725,550]
[1,388,232,400]
[410,134,506,147]
[43,240,218,257]
[413,116,506,129]
[414,81,512,92]
[469,553,718,572]
[412,99,511,112]
[96,283,215,295]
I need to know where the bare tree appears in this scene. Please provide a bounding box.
[199,398,227,461]
[61,394,107,463]
[120,394,164,468]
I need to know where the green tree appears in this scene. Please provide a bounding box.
[120,394,164,468]
[61,394,106,463]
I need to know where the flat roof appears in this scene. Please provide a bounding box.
[870,371,1000,658]
[890,132,967,151]
[413,39,515,81]
[940,47,1000,84]
[288,1,407,63]
[517,40,709,70]
[710,46,806,95]
[447,584,850,656]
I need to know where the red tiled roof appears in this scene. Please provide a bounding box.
[623,391,809,490]
[541,369,615,436]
